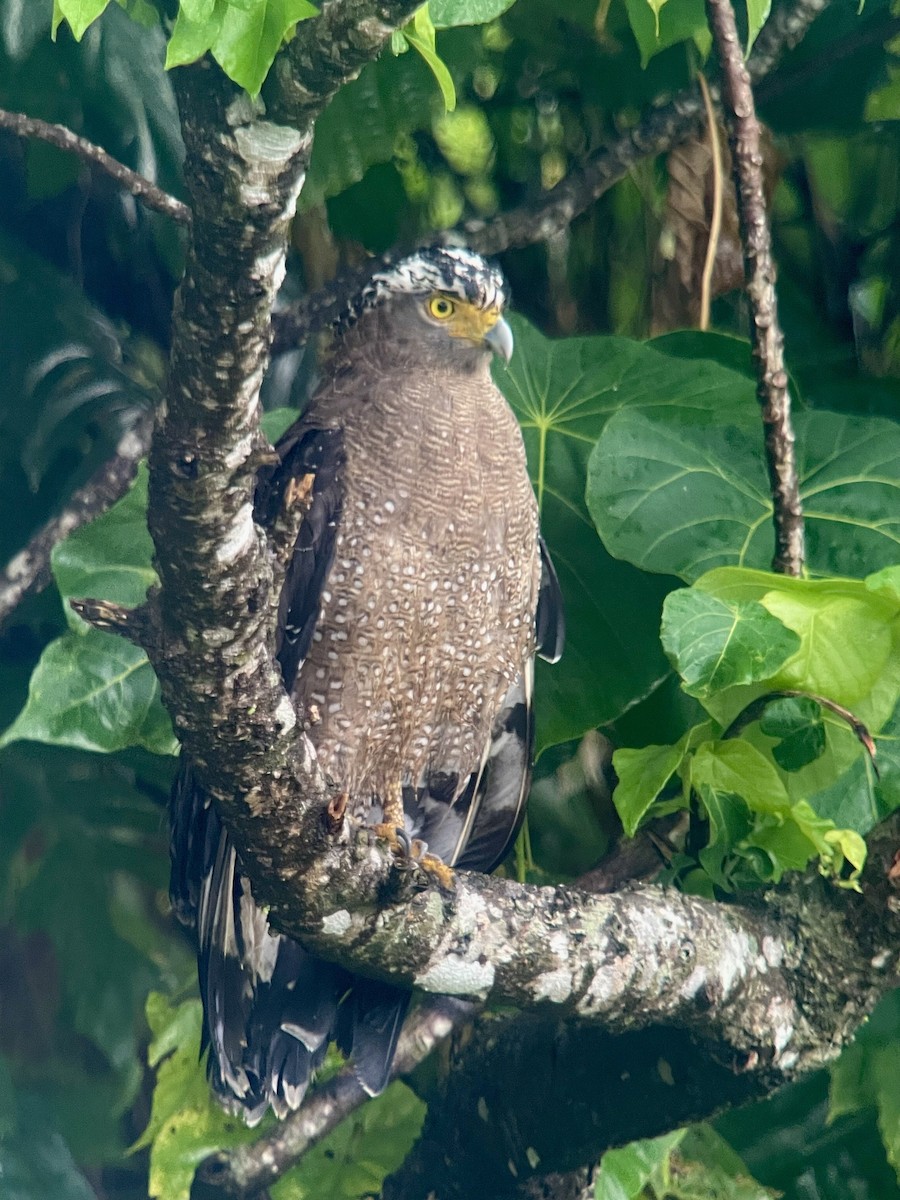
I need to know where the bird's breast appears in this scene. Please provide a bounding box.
[295,369,539,804]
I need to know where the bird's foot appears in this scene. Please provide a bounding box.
[370,821,413,857]
[368,824,455,889]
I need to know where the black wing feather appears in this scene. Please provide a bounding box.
[536,535,565,664]
[256,424,344,689]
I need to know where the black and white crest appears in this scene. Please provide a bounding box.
[339,246,508,330]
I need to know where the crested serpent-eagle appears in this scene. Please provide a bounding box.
[169,246,564,1123]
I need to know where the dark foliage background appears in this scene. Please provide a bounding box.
[1,0,899,1196]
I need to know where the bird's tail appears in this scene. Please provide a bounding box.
[170,762,344,1124]
[169,762,409,1121]
[337,978,411,1097]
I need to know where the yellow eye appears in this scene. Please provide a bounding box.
[428,296,455,320]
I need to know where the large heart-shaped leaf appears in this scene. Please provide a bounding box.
[587,408,900,582]
[496,319,760,749]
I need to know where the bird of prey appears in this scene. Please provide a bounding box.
[169,245,564,1124]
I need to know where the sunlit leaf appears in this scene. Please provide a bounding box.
[623,0,711,67]
[744,0,771,53]
[53,0,111,39]
[136,995,258,1200]
[52,464,156,632]
[400,6,457,111]
[693,569,900,729]
[272,1081,426,1199]
[596,1129,686,1200]
[612,735,692,836]
[212,0,318,96]
[660,591,800,698]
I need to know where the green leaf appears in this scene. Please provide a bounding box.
[302,44,437,207]
[498,319,698,748]
[596,1130,686,1200]
[809,750,886,835]
[744,0,771,53]
[136,995,259,1200]
[689,739,790,817]
[696,785,754,888]
[612,735,691,836]
[179,0,217,19]
[830,1003,900,1183]
[165,0,223,69]
[52,464,156,632]
[692,569,900,730]
[686,740,866,884]
[588,409,900,584]
[0,629,178,756]
[428,0,517,27]
[0,1067,97,1200]
[622,0,711,68]
[872,691,900,817]
[866,564,900,604]
[211,0,318,96]
[400,6,457,111]
[53,0,111,39]
[865,62,900,122]
[669,1124,779,1198]
[660,590,800,699]
[759,696,826,772]
[262,407,298,442]
[272,1081,426,1199]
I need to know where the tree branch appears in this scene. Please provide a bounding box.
[706,0,804,576]
[193,811,900,1199]
[271,0,832,350]
[0,0,830,638]
[465,0,831,256]
[267,0,421,125]
[378,819,900,1200]
[94,0,894,1099]
[0,107,191,224]
[0,420,151,630]
[143,2,425,819]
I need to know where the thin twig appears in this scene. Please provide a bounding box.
[697,71,724,332]
[722,689,878,766]
[705,0,805,576]
[0,108,191,225]
[0,420,152,631]
[202,998,472,1197]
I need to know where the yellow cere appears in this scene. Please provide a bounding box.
[427,294,502,342]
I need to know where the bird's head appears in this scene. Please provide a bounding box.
[339,246,514,367]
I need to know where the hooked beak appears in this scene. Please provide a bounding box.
[484,316,514,365]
